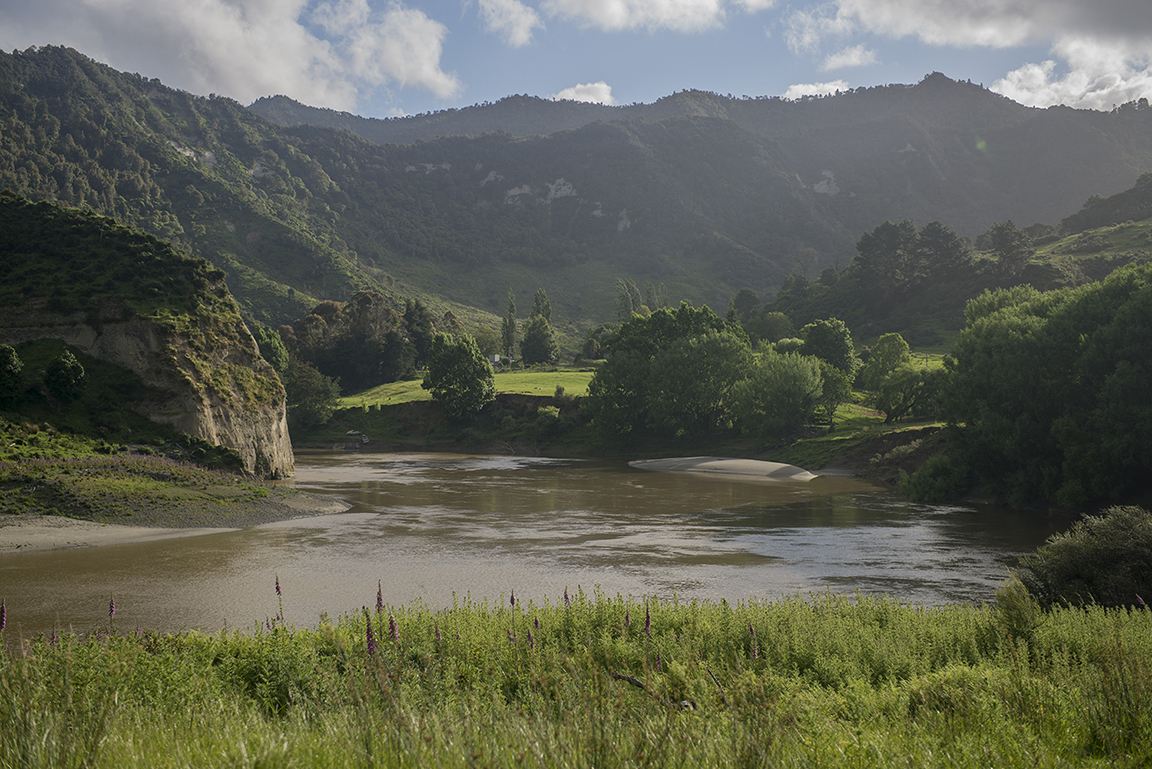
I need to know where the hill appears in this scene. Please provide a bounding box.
[251,74,1152,238]
[3,46,1152,338]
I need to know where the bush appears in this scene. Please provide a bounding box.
[0,344,22,403]
[1016,505,1152,609]
[44,350,87,403]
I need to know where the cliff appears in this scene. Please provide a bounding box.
[0,193,294,478]
[0,304,293,478]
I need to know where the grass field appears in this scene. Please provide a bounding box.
[2,590,1150,768]
[339,368,596,409]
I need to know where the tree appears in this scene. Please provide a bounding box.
[744,311,794,344]
[854,219,919,292]
[860,332,910,391]
[404,299,437,369]
[422,333,495,421]
[985,220,1034,275]
[584,304,729,438]
[915,220,972,273]
[615,277,644,321]
[727,288,761,324]
[933,263,1152,506]
[645,330,753,437]
[816,360,852,431]
[799,318,857,375]
[644,281,668,311]
[284,357,340,429]
[0,344,22,404]
[732,350,822,443]
[251,323,288,373]
[521,314,560,365]
[530,289,551,323]
[500,291,517,358]
[45,350,86,403]
[472,326,500,357]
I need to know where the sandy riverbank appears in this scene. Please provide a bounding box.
[0,489,350,554]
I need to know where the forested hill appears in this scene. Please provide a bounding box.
[251,74,1152,238]
[4,45,1152,333]
[0,45,851,323]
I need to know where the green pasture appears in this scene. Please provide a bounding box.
[339,368,596,409]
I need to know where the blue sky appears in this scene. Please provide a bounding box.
[2,1,1150,118]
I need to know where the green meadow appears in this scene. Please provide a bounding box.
[3,591,1150,768]
[338,368,596,409]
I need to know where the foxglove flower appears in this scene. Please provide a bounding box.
[275,576,281,596]
[1,598,5,632]
[625,609,630,628]
[108,595,115,619]
[376,581,384,615]
[388,613,399,642]
[564,588,570,607]
[434,623,441,643]
[527,628,535,650]
[510,590,516,608]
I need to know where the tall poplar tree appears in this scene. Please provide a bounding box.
[500,290,517,358]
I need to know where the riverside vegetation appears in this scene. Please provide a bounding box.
[2,581,1151,768]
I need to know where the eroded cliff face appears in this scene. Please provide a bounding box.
[0,302,294,479]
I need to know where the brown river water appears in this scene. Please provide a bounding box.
[0,451,1067,638]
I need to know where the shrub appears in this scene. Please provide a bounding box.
[1016,505,1152,609]
[44,350,87,403]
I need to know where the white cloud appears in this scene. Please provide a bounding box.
[822,43,875,70]
[478,0,544,47]
[0,0,461,111]
[782,79,848,100]
[540,0,728,33]
[992,36,1152,110]
[782,0,1152,108]
[552,81,617,104]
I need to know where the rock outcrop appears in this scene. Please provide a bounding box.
[0,302,294,479]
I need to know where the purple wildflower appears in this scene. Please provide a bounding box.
[656,652,661,671]
[1,598,6,632]
[434,623,442,643]
[1138,594,1146,609]
[365,609,377,655]
[275,576,281,596]
[376,581,384,614]
[534,616,540,630]
[625,609,630,628]
[388,613,399,642]
[507,629,516,643]
[564,588,570,607]
[527,628,535,650]
[108,595,116,619]
[510,590,516,608]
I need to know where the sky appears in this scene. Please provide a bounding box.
[2,1,1151,118]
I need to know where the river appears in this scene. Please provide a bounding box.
[0,451,1065,638]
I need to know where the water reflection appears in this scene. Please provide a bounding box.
[0,451,1065,637]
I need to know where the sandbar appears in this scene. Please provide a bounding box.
[629,456,817,481]
[0,491,350,555]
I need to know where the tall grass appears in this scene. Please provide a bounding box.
[2,591,1151,767]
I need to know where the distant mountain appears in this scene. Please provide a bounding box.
[252,74,1152,238]
[4,45,1152,336]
